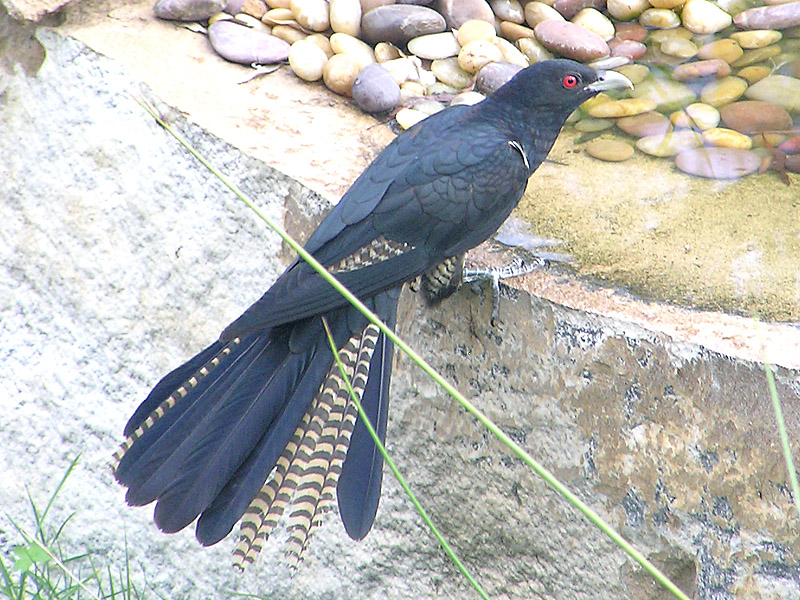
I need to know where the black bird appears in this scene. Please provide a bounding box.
[112,59,632,568]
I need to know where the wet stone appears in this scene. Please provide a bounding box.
[631,77,697,112]
[606,0,650,22]
[636,130,702,157]
[697,38,744,63]
[351,63,402,113]
[476,61,523,94]
[617,111,671,137]
[290,0,330,32]
[679,102,721,130]
[737,65,772,83]
[672,58,731,81]
[395,107,428,129]
[534,19,610,61]
[208,20,290,64]
[744,74,800,111]
[681,0,732,34]
[719,100,793,133]
[154,0,225,20]
[361,5,447,45]
[661,37,698,59]
[554,0,605,20]
[730,29,783,48]
[609,38,646,59]
[675,147,762,179]
[571,8,616,42]
[702,127,753,149]
[734,3,800,30]
[638,8,681,29]
[730,44,781,67]
[575,117,615,132]
[700,76,749,107]
[525,2,565,29]
[588,97,656,118]
[615,63,649,84]
[585,138,635,160]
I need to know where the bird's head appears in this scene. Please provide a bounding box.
[489,59,634,120]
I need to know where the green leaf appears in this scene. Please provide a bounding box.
[11,543,51,571]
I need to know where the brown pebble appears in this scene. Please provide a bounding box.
[672,58,731,80]
[617,111,672,137]
[585,138,635,161]
[733,3,800,31]
[719,100,793,134]
[534,19,610,62]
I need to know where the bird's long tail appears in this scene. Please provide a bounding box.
[112,289,399,567]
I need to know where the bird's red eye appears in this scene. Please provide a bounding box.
[562,74,579,89]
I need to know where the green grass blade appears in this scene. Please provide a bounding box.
[134,98,689,599]
[764,362,800,518]
[321,317,490,600]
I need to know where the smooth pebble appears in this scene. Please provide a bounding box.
[154,0,225,20]
[408,32,462,60]
[585,138,635,161]
[700,76,748,107]
[636,130,702,157]
[534,19,610,62]
[351,63,401,112]
[675,147,762,179]
[744,74,800,111]
[208,20,290,64]
[701,127,753,149]
[617,111,671,137]
[289,39,328,81]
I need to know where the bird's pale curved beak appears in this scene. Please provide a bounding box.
[586,70,634,92]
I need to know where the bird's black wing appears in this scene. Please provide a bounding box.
[222,109,530,341]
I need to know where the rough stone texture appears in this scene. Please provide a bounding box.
[3,12,800,600]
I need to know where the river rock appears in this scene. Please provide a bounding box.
[395,107,428,129]
[609,39,646,60]
[476,61,524,94]
[585,139,635,161]
[719,100,793,133]
[554,0,605,20]
[330,0,361,37]
[730,29,783,48]
[330,33,375,69]
[636,130,702,156]
[208,20,290,64]
[322,52,361,95]
[681,0,732,34]
[675,147,762,178]
[500,21,537,41]
[408,32,462,59]
[492,0,525,23]
[734,2,800,30]
[457,19,497,45]
[288,39,328,81]
[697,38,744,63]
[660,37,698,58]
[534,20,610,61]
[517,37,555,62]
[431,57,473,88]
[672,58,731,80]
[617,111,671,137]
[571,8,615,42]
[361,5,447,45]
[737,65,772,83]
[524,1,565,28]
[290,0,329,31]
[702,127,753,149]
[458,39,504,73]
[631,77,697,112]
[731,44,782,67]
[638,8,681,28]
[435,0,495,28]
[606,0,650,21]
[700,76,748,106]
[154,0,225,20]
[351,63,401,113]
[744,74,800,111]
[588,97,656,118]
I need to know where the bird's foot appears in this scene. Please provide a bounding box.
[463,257,546,325]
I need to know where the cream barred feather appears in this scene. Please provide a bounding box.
[232,324,380,569]
[110,338,240,470]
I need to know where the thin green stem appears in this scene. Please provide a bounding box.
[764,362,800,518]
[136,98,689,600]
[321,318,490,599]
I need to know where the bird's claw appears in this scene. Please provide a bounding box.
[462,257,546,325]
